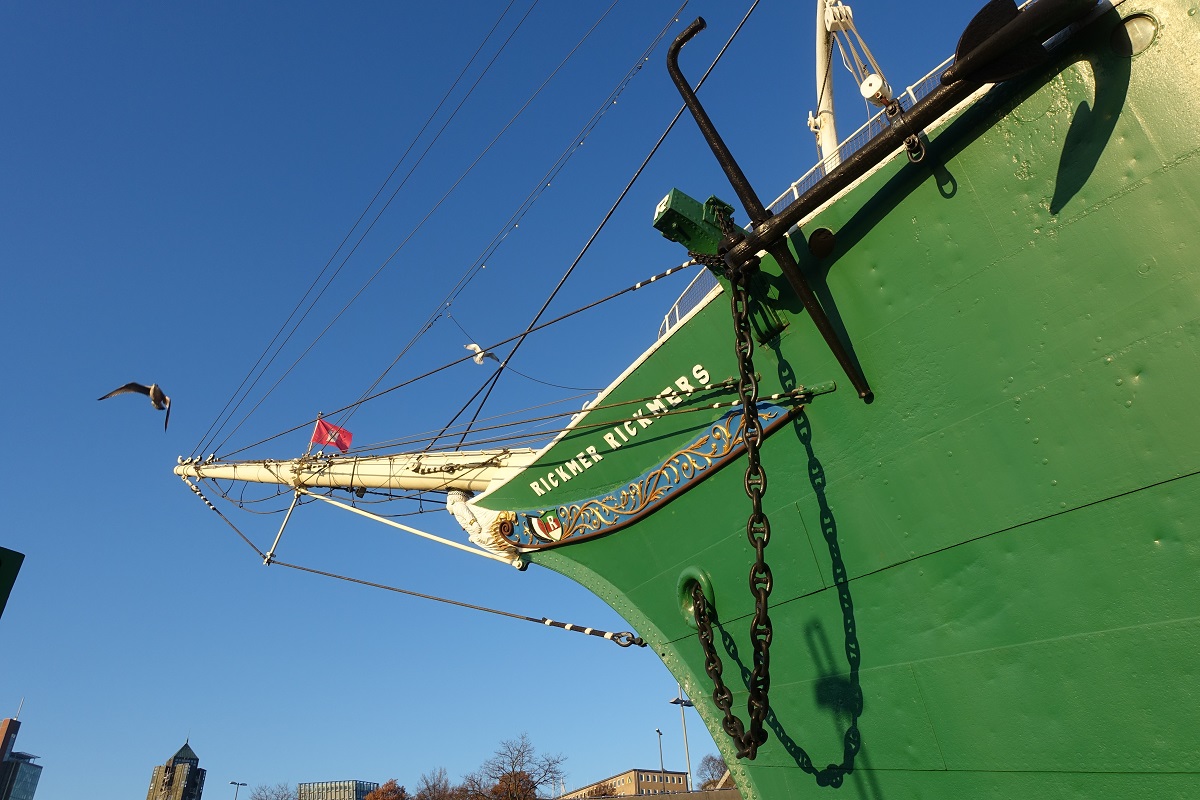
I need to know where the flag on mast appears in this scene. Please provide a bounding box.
[312,419,353,453]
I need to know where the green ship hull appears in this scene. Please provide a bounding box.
[175,1,1200,796]
[477,1,1200,797]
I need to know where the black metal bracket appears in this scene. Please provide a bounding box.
[667,18,874,403]
[665,0,1098,404]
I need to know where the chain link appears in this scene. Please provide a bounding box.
[688,251,727,270]
[691,230,774,759]
[690,211,863,780]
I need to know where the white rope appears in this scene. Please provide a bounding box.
[828,3,891,113]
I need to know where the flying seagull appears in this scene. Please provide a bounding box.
[465,343,499,365]
[98,382,171,430]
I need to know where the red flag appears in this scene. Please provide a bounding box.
[312,419,353,453]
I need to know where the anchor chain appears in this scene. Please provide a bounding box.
[692,227,775,759]
[688,250,728,271]
[689,234,865,775]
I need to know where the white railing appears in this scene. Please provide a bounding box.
[658,268,719,339]
[766,55,954,214]
[657,53,957,340]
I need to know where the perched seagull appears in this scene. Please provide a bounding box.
[98,382,171,430]
[465,343,499,365]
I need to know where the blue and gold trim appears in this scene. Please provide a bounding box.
[505,402,799,550]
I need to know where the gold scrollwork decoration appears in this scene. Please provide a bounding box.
[538,409,779,545]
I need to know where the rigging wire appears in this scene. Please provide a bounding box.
[271,559,646,648]
[212,259,699,459]
[339,0,686,432]
[194,0,534,460]
[199,380,815,526]
[382,383,807,458]
[201,387,595,511]
[202,3,763,462]
[197,369,823,527]
[440,0,763,448]
[443,368,507,450]
[827,3,893,117]
[200,0,764,464]
[359,390,598,452]
[199,379,814,517]
[447,313,600,392]
[183,477,644,648]
[181,0,770,655]
[208,0,627,457]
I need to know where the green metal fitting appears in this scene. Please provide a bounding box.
[652,189,735,255]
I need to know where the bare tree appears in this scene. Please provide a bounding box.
[464,733,565,800]
[459,769,489,800]
[415,767,460,800]
[250,784,297,800]
[697,754,727,790]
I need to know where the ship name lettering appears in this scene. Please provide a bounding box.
[602,363,711,452]
[529,446,604,497]
[604,362,705,450]
[530,364,710,497]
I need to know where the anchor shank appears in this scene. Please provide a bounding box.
[667,18,770,225]
[668,18,872,401]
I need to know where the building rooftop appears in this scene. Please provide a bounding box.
[171,742,199,763]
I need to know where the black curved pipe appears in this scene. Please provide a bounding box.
[723,0,1097,268]
[667,19,874,402]
[667,18,771,225]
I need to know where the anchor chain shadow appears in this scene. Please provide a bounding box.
[783,410,865,785]
[721,345,876,791]
[699,10,1131,796]
[696,352,884,795]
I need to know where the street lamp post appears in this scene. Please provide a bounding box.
[231,781,247,800]
[656,728,665,792]
[669,687,694,791]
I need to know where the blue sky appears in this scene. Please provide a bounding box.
[0,1,974,797]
